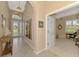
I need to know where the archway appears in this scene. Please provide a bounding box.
[46,2,79,57]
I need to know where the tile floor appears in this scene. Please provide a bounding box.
[3,37,57,57]
[50,39,79,57]
[3,38,79,57]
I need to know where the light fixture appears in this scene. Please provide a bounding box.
[16,1,21,11]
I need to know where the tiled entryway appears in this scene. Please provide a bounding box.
[50,39,79,57]
[4,37,57,57]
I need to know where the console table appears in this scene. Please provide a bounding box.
[0,35,12,56]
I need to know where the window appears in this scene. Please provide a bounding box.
[12,15,22,20]
[66,20,73,25]
[65,20,79,33]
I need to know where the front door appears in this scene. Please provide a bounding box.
[12,20,23,37]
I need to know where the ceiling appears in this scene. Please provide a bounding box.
[8,1,26,12]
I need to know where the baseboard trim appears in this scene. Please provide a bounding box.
[23,36,47,55]
[23,37,34,50]
[34,48,47,55]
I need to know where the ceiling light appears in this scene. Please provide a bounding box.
[16,1,21,11]
[17,6,21,10]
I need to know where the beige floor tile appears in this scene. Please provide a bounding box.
[3,37,57,57]
[50,39,79,57]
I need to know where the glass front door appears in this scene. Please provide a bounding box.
[12,20,23,37]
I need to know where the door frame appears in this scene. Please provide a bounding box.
[45,2,79,49]
[11,19,23,38]
[47,15,56,49]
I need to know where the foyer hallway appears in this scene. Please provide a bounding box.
[0,1,79,57]
[4,37,57,57]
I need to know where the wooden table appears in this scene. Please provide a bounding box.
[0,35,12,56]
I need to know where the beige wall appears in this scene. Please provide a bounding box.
[23,1,75,53]
[0,1,10,53]
[23,2,36,51]
[56,18,65,39]
[45,1,75,14]
[0,1,10,37]
[23,1,46,52]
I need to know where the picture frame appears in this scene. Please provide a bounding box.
[1,14,6,28]
[58,24,62,30]
[25,19,32,40]
[39,21,44,28]
[25,21,29,37]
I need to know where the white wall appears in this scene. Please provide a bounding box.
[55,5,79,19]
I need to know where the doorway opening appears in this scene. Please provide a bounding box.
[46,9,79,57]
[47,15,79,57]
[11,14,23,38]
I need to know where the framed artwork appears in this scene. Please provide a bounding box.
[25,21,29,37]
[1,14,6,28]
[0,14,6,36]
[38,21,44,28]
[58,24,62,30]
[29,19,32,39]
[25,19,32,40]
[0,15,2,27]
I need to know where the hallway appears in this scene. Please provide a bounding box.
[0,1,79,57]
[4,37,57,57]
